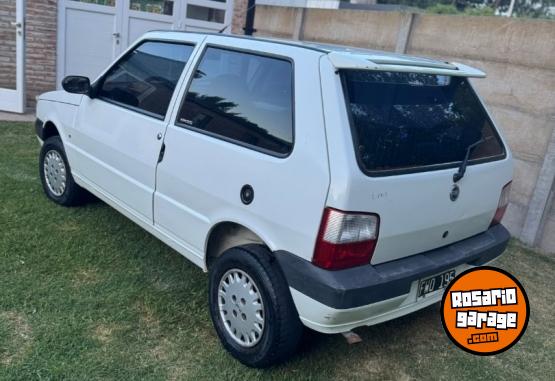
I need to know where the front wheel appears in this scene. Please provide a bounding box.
[208,245,302,368]
[39,136,88,206]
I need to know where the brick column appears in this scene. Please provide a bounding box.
[0,0,17,90]
[231,0,249,35]
[25,0,57,109]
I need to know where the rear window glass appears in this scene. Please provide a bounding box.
[342,71,505,176]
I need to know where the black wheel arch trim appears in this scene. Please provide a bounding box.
[273,224,511,310]
[35,118,44,139]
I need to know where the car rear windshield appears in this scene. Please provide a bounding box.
[341,71,506,176]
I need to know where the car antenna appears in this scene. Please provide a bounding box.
[217,0,257,34]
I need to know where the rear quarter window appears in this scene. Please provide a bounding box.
[176,47,294,156]
[341,71,506,176]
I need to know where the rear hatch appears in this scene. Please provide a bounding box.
[338,69,511,265]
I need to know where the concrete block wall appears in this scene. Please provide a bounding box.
[302,8,401,50]
[253,5,555,254]
[402,14,555,250]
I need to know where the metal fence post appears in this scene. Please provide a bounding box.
[293,7,306,41]
[244,0,256,36]
[395,12,415,54]
[520,125,555,247]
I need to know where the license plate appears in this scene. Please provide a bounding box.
[417,269,456,298]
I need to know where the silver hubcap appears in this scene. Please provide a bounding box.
[43,150,67,197]
[218,269,265,347]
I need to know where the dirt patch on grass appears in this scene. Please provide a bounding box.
[152,277,173,292]
[331,352,413,380]
[73,268,100,287]
[57,220,81,232]
[134,302,191,375]
[137,302,161,335]
[93,324,118,345]
[0,312,33,366]
[149,337,172,361]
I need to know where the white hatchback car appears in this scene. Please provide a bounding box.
[35,31,512,367]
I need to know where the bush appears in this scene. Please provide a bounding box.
[426,4,497,17]
[464,6,496,16]
[426,4,459,14]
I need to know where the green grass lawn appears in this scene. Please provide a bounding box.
[1,121,554,380]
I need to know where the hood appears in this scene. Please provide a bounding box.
[38,90,83,106]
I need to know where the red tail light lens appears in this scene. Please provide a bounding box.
[312,208,380,270]
[491,181,512,226]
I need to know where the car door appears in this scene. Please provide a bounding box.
[68,37,202,222]
[153,36,330,264]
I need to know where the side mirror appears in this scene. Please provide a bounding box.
[61,76,91,95]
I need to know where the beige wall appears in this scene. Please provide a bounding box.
[253,5,555,253]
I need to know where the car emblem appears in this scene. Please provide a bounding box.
[450,184,460,202]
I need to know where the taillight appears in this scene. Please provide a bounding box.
[491,181,512,226]
[312,208,380,270]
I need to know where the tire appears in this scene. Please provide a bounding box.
[39,136,88,206]
[209,244,303,368]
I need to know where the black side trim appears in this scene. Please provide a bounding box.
[35,118,44,139]
[274,224,510,309]
[157,143,166,163]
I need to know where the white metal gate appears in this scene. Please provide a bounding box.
[0,0,25,113]
[57,0,233,85]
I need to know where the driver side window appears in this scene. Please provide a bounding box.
[98,41,194,119]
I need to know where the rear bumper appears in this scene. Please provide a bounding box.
[276,224,510,318]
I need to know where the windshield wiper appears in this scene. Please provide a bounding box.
[453,137,492,183]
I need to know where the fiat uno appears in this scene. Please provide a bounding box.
[35,31,512,367]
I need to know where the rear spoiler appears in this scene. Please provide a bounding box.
[327,51,486,78]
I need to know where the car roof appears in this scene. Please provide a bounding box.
[143,31,485,78]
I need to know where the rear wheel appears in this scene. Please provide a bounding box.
[39,136,88,206]
[208,245,302,368]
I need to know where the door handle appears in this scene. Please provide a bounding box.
[112,32,120,38]
[157,143,166,163]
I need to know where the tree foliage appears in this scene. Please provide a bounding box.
[376,0,555,18]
